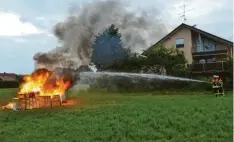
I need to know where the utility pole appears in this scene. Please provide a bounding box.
[178,0,194,23]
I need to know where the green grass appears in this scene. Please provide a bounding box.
[0,89,233,142]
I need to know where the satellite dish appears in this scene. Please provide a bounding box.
[192,24,197,27]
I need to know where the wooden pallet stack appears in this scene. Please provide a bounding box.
[17,93,62,110]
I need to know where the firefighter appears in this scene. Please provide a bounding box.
[212,75,219,96]
[217,76,224,96]
[212,75,224,97]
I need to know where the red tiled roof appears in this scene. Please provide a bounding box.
[0,73,16,81]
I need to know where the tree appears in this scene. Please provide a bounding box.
[105,44,188,76]
[16,74,24,83]
[91,24,129,70]
[226,56,233,76]
[112,44,188,76]
[225,55,233,84]
[143,44,188,76]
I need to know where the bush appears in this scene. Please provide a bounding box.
[88,75,211,93]
[142,44,189,77]
[0,81,19,88]
[102,44,189,77]
[16,74,24,83]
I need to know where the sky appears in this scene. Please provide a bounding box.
[0,0,233,74]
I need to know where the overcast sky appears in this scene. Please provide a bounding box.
[0,0,233,74]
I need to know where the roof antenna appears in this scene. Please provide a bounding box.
[178,0,194,23]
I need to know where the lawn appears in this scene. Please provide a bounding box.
[0,89,233,142]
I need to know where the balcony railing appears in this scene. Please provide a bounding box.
[189,61,229,73]
[191,46,228,56]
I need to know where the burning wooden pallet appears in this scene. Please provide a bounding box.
[2,68,74,111]
[4,92,63,110]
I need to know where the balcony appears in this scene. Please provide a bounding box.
[192,46,228,57]
[189,61,229,73]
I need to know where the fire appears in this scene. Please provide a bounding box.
[18,69,71,97]
[1,68,76,111]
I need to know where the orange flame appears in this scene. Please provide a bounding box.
[1,69,73,110]
[18,69,71,97]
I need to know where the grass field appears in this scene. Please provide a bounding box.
[0,88,233,142]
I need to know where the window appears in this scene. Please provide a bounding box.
[203,38,216,52]
[176,38,184,48]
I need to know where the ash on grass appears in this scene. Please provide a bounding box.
[0,89,233,142]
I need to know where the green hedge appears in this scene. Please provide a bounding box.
[0,81,19,88]
[88,75,211,93]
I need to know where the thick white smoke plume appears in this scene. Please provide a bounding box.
[34,0,167,70]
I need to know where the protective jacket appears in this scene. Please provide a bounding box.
[212,78,223,88]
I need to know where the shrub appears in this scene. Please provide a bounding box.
[0,81,19,88]
[142,44,189,77]
[88,75,211,93]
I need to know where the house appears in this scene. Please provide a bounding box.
[76,65,93,72]
[142,23,233,74]
[0,72,17,81]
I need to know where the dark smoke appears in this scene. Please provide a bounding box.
[34,0,167,70]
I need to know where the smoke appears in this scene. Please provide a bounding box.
[33,0,167,70]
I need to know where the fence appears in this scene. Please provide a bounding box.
[189,61,229,72]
